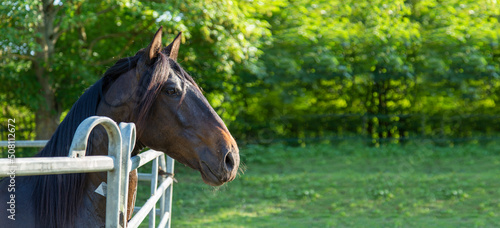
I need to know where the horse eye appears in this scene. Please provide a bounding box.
[166,88,177,95]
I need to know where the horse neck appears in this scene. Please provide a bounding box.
[81,76,143,223]
[73,125,111,225]
[75,115,140,225]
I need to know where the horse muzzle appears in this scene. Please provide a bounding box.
[199,149,239,186]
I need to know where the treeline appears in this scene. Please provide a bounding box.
[1,0,499,145]
[230,0,500,145]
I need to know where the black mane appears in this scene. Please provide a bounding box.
[32,54,141,227]
[33,78,104,227]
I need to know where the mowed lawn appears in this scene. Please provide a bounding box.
[136,142,500,228]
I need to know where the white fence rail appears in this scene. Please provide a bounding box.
[0,116,174,228]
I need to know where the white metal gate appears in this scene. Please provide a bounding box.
[0,116,174,228]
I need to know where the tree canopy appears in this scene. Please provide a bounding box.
[1,0,499,145]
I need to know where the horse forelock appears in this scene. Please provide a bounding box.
[133,52,171,136]
[133,53,204,136]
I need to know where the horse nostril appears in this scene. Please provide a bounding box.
[224,152,234,172]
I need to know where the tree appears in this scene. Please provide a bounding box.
[230,0,500,144]
[1,0,159,139]
[0,0,269,139]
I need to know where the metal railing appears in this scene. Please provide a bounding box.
[0,116,174,228]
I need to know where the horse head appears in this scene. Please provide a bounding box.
[101,27,240,186]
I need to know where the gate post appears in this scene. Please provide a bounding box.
[68,116,135,228]
[119,122,136,228]
[164,157,175,228]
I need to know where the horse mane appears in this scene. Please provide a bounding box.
[32,53,141,227]
[32,50,198,227]
[33,78,104,227]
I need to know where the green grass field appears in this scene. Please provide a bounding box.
[136,141,500,228]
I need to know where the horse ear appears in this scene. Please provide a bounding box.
[163,32,182,61]
[145,26,163,62]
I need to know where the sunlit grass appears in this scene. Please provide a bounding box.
[136,141,500,227]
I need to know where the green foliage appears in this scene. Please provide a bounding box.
[1,0,500,143]
[228,0,500,145]
[0,0,270,133]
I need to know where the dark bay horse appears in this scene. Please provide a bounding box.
[0,27,240,227]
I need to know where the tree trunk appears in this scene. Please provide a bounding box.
[35,106,60,140]
[33,0,61,139]
[33,59,60,139]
